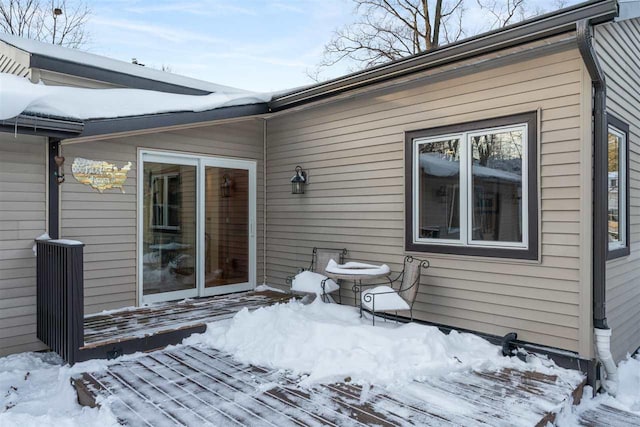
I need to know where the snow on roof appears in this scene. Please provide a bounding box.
[0,73,271,121]
[0,32,250,95]
[421,153,522,182]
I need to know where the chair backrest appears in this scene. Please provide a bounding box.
[313,248,346,274]
[398,257,428,304]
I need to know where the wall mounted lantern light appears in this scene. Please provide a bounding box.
[221,174,232,198]
[54,155,65,185]
[291,166,306,194]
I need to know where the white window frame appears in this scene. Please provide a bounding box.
[608,125,627,251]
[412,123,529,250]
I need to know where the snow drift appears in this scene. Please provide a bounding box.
[185,299,571,387]
[0,73,271,121]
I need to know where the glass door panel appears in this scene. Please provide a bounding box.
[204,167,249,288]
[142,161,197,299]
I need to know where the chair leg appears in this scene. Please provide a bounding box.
[372,299,375,327]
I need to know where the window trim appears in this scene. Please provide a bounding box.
[405,111,539,260]
[606,115,630,260]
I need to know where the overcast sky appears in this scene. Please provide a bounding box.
[83,0,579,93]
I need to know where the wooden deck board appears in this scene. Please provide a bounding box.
[82,291,291,347]
[578,403,640,426]
[74,345,585,427]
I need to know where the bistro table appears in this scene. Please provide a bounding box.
[322,269,392,317]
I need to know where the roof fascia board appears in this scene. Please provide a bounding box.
[73,103,269,139]
[0,114,83,138]
[29,55,211,95]
[268,34,577,118]
[270,0,618,110]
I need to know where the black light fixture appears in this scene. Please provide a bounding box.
[221,174,232,198]
[290,166,306,194]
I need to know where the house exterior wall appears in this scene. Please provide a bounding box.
[60,119,265,314]
[0,133,48,356]
[595,18,640,361]
[265,46,594,356]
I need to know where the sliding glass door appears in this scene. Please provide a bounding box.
[139,151,256,304]
[200,158,254,297]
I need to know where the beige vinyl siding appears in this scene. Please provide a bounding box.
[266,46,592,354]
[596,18,640,361]
[61,118,265,314]
[0,133,47,356]
[0,41,30,78]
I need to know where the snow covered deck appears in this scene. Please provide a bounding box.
[74,345,585,426]
[77,291,290,361]
[578,404,640,426]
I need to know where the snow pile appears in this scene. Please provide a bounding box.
[291,270,339,295]
[0,352,118,427]
[557,353,640,425]
[361,286,410,311]
[254,284,286,293]
[615,354,640,411]
[325,259,391,275]
[31,232,51,256]
[0,73,272,121]
[186,299,565,387]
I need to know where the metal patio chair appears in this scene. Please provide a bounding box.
[361,256,430,325]
[286,247,348,302]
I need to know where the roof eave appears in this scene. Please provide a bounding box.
[29,55,212,96]
[73,103,269,139]
[270,0,618,111]
[0,114,84,138]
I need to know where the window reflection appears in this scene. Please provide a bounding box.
[142,162,197,295]
[471,130,523,243]
[418,138,461,240]
[608,129,623,245]
[205,167,249,287]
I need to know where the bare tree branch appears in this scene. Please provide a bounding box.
[0,0,90,48]
[313,0,466,80]
[476,0,535,28]
[311,0,566,81]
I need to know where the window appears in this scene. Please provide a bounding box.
[151,173,181,230]
[405,112,538,259]
[607,115,630,259]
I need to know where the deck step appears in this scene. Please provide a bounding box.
[77,291,291,362]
